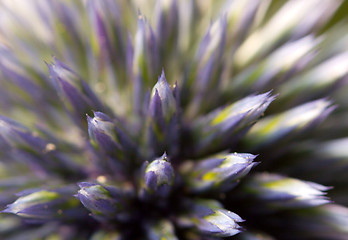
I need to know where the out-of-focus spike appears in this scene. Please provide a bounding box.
[234,0,340,68]
[47,58,109,130]
[146,219,178,240]
[242,173,331,209]
[244,99,335,149]
[0,116,85,178]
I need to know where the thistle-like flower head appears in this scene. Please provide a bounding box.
[0,0,348,239]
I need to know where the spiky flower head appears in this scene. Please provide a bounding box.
[0,0,348,239]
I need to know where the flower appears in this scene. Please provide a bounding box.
[0,0,348,239]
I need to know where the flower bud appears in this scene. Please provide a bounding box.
[87,112,121,158]
[140,153,175,200]
[77,182,131,222]
[183,153,257,193]
[178,199,243,237]
[192,92,275,157]
[151,70,176,122]
[3,188,84,221]
[147,71,179,158]
[87,111,137,168]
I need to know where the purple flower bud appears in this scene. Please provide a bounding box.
[191,92,275,156]
[147,71,179,158]
[77,182,131,222]
[178,199,243,237]
[183,153,257,193]
[87,111,137,169]
[140,153,175,199]
[3,187,86,221]
[87,113,121,155]
[151,70,176,122]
